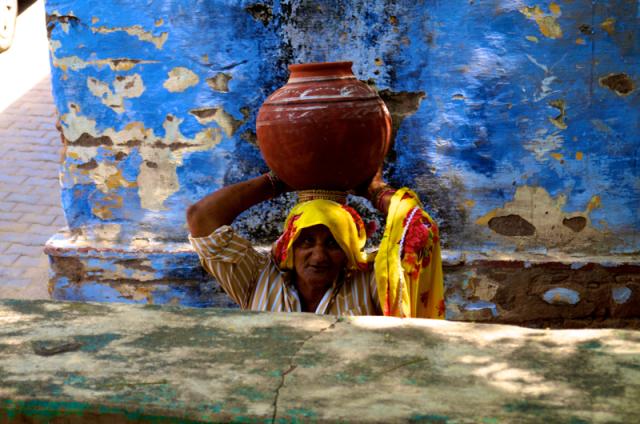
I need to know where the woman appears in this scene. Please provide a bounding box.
[186,170,444,318]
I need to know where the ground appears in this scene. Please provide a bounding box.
[0,0,63,299]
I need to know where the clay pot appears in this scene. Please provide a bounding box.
[256,61,391,191]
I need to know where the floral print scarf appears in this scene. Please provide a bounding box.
[273,190,444,319]
[375,188,445,318]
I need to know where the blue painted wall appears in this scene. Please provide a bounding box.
[46,0,639,257]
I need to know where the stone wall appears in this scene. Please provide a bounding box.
[1,300,639,422]
[44,1,639,325]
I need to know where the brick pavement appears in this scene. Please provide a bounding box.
[0,75,65,299]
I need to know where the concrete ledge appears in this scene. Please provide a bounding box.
[1,300,639,423]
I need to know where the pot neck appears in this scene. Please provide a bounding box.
[288,61,354,81]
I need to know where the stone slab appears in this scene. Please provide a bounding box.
[0,300,638,423]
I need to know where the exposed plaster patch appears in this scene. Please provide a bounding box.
[548,99,567,130]
[91,25,168,49]
[612,286,632,304]
[523,130,563,161]
[53,56,157,72]
[526,54,548,73]
[376,89,425,144]
[45,13,79,38]
[206,73,232,92]
[60,109,222,212]
[189,107,247,137]
[476,186,607,252]
[525,55,559,102]
[600,18,616,36]
[92,163,136,193]
[562,216,587,233]
[599,73,635,96]
[543,287,580,305]
[49,39,62,53]
[488,215,536,237]
[163,67,199,93]
[92,193,124,220]
[245,3,273,26]
[240,130,257,146]
[520,5,563,39]
[87,74,145,113]
[550,152,563,162]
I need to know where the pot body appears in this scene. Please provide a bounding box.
[257,61,391,191]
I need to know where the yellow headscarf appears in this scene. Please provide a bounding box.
[273,199,370,271]
[273,190,444,319]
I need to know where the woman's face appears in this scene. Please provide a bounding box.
[293,225,347,288]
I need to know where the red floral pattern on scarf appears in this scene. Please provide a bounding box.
[275,213,301,264]
[340,205,365,236]
[400,209,437,280]
[437,299,446,317]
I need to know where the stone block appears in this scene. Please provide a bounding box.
[0,202,17,212]
[4,193,39,204]
[24,176,59,187]
[0,174,27,185]
[0,254,19,266]
[0,300,638,422]
[21,213,56,226]
[0,221,29,232]
[0,212,23,222]
[11,203,49,214]
[0,278,31,291]
[0,232,49,246]
[6,244,44,257]
[29,223,60,236]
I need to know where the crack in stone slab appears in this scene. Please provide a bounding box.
[271,317,340,423]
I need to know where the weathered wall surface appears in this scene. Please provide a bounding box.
[1,300,639,423]
[44,1,639,320]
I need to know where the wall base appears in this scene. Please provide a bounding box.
[46,230,639,327]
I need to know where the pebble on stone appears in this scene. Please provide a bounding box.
[543,287,581,305]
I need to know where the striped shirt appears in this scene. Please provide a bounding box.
[189,225,382,315]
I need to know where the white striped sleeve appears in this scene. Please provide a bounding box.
[189,225,267,308]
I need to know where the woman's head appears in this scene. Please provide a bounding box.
[292,224,347,288]
[273,199,370,272]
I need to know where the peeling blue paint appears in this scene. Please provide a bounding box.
[46,0,640,250]
[543,288,581,305]
[464,301,499,317]
[612,286,632,304]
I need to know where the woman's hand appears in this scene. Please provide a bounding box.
[353,167,395,215]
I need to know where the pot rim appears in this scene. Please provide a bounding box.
[288,61,354,79]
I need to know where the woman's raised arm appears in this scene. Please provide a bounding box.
[186,173,286,237]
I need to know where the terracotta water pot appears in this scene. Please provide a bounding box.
[256,61,392,191]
